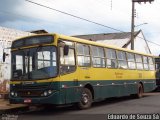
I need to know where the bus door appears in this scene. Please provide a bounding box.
[155,57,160,86]
[59,40,79,103]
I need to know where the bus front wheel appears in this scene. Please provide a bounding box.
[77,88,92,109]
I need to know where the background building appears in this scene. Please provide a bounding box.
[74,30,151,54]
[0,26,33,93]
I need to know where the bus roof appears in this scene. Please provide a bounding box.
[12,33,156,57]
[56,33,155,57]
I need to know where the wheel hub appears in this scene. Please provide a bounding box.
[82,93,89,104]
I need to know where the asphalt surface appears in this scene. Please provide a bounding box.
[1,92,160,120]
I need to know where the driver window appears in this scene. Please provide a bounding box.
[59,40,76,74]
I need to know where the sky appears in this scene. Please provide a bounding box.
[0,0,160,55]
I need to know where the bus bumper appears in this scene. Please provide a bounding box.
[9,91,65,105]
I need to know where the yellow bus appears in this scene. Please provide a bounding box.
[9,33,156,109]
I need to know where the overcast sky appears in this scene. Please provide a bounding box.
[0,0,160,55]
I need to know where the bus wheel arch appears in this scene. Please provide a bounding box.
[84,84,94,99]
[77,84,94,109]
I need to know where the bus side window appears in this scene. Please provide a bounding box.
[148,57,155,70]
[127,52,136,69]
[135,54,143,70]
[117,51,128,69]
[91,46,105,68]
[77,43,91,67]
[59,40,76,74]
[143,56,149,70]
[106,48,118,68]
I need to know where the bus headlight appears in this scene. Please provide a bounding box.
[11,91,15,96]
[42,90,52,96]
[44,91,48,96]
[48,90,52,94]
[10,91,18,97]
[15,93,18,97]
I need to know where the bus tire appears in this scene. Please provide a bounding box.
[77,88,92,109]
[136,83,144,98]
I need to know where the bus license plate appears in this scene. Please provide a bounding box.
[24,99,32,103]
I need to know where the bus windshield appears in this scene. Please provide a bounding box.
[11,46,57,80]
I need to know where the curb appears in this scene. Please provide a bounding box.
[0,105,29,114]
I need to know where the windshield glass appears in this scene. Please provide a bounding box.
[11,46,57,80]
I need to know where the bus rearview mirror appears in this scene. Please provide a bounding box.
[64,45,69,56]
[3,52,6,62]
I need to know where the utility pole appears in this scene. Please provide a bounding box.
[131,0,154,50]
[131,1,135,50]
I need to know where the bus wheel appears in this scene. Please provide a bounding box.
[136,83,144,98]
[77,88,92,109]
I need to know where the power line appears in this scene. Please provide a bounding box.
[146,39,160,46]
[138,36,160,46]
[0,10,58,25]
[0,0,159,50]
[25,0,123,32]
[0,9,107,33]
[25,0,160,47]
[0,10,49,29]
[0,10,81,30]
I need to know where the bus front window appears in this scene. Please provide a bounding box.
[11,46,57,80]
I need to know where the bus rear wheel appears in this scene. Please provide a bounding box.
[77,88,92,109]
[136,83,144,98]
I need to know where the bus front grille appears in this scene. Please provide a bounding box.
[17,90,43,97]
[15,84,48,90]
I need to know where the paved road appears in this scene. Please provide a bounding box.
[2,92,160,120]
